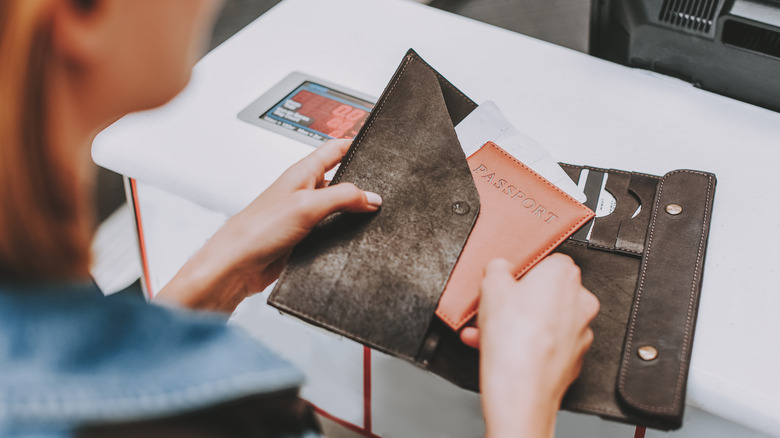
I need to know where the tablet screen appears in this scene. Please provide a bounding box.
[261,81,374,142]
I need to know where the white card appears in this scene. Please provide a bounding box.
[454,101,586,203]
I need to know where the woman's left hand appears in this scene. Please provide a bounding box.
[154,139,381,312]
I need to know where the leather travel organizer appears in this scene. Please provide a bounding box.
[269,50,717,430]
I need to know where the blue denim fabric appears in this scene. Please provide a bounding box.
[0,281,312,437]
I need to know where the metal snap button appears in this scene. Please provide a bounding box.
[637,345,658,361]
[665,204,683,215]
[452,202,470,215]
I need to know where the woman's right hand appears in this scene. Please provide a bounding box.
[154,139,380,313]
[462,255,599,438]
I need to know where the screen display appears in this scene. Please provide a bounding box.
[261,81,374,142]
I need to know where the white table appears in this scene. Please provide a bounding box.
[93,0,780,436]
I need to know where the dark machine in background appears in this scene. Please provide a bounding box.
[590,0,780,112]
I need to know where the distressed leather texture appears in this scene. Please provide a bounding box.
[557,166,715,430]
[435,142,594,330]
[617,170,716,424]
[268,50,717,431]
[269,50,480,361]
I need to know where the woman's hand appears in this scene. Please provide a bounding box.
[154,139,381,312]
[462,255,599,438]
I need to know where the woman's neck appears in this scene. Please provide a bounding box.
[47,61,104,188]
[38,57,109,281]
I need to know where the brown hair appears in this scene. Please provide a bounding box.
[0,0,93,281]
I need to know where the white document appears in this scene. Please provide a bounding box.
[454,101,586,203]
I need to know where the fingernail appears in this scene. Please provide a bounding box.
[365,191,382,207]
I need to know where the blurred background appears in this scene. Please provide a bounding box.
[96,0,591,219]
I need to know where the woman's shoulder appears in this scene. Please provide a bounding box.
[0,281,304,432]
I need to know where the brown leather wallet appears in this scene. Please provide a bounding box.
[269,49,717,430]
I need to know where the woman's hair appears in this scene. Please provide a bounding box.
[0,0,93,280]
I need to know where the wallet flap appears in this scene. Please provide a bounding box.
[617,170,717,421]
[434,72,477,126]
[268,50,480,361]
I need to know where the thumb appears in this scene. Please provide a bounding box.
[301,182,381,226]
[481,258,516,296]
[460,326,481,349]
[478,258,517,323]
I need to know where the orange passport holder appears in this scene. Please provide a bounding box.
[435,141,595,331]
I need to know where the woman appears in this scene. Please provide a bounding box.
[0,0,599,437]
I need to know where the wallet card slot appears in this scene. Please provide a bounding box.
[588,170,634,252]
[615,173,660,255]
[560,164,650,256]
[616,170,716,425]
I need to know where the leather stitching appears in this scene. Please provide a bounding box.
[585,241,641,255]
[557,164,655,255]
[562,239,588,248]
[617,170,713,413]
[558,163,662,181]
[432,71,476,108]
[333,56,412,185]
[436,307,464,328]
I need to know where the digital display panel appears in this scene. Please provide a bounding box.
[261,81,374,142]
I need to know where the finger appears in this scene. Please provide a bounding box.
[582,327,595,351]
[479,259,518,319]
[297,183,381,227]
[580,288,600,323]
[483,258,515,280]
[535,253,579,281]
[460,327,480,349]
[481,258,516,295]
[570,354,586,385]
[573,329,595,377]
[544,252,576,266]
[300,138,353,176]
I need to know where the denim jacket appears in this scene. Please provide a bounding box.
[0,281,320,437]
